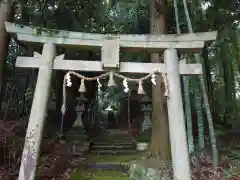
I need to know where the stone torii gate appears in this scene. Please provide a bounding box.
[5,22,217,180]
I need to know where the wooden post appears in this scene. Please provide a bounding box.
[165,48,191,180]
[18,43,56,180]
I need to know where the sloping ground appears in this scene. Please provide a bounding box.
[1,120,240,179]
[0,120,87,180]
[129,151,240,180]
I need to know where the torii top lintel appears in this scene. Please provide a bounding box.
[5,22,217,53]
[5,22,217,73]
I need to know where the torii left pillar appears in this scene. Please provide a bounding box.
[18,43,56,180]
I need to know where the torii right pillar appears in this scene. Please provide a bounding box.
[165,48,191,180]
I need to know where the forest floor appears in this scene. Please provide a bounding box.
[1,120,240,179]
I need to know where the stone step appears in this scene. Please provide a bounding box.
[68,131,85,135]
[96,137,133,142]
[88,130,137,155]
[95,130,133,140]
[90,144,136,151]
[91,143,136,147]
[90,149,137,155]
[68,128,85,135]
[66,134,86,139]
[67,132,85,136]
[92,141,135,145]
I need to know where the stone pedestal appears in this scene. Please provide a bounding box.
[74,111,83,127]
[141,112,152,132]
[73,104,85,127]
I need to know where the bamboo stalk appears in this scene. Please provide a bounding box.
[182,0,218,168]
[173,0,194,153]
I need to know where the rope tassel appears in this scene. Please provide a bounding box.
[61,76,67,116]
[61,104,66,115]
[151,74,156,85]
[162,73,169,97]
[79,79,86,92]
[97,78,102,88]
[108,72,116,87]
[123,79,129,92]
[137,80,145,95]
[66,72,72,87]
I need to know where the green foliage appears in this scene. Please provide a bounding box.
[97,86,126,115]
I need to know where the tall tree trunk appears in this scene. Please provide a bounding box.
[0,0,14,109]
[221,42,235,126]
[0,0,11,82]
[202,46,214,115]
[0,0,13,81]
[236,43,240,73]
[184,74,194,152]
[192,75,205,149]
[149,0,170,160]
